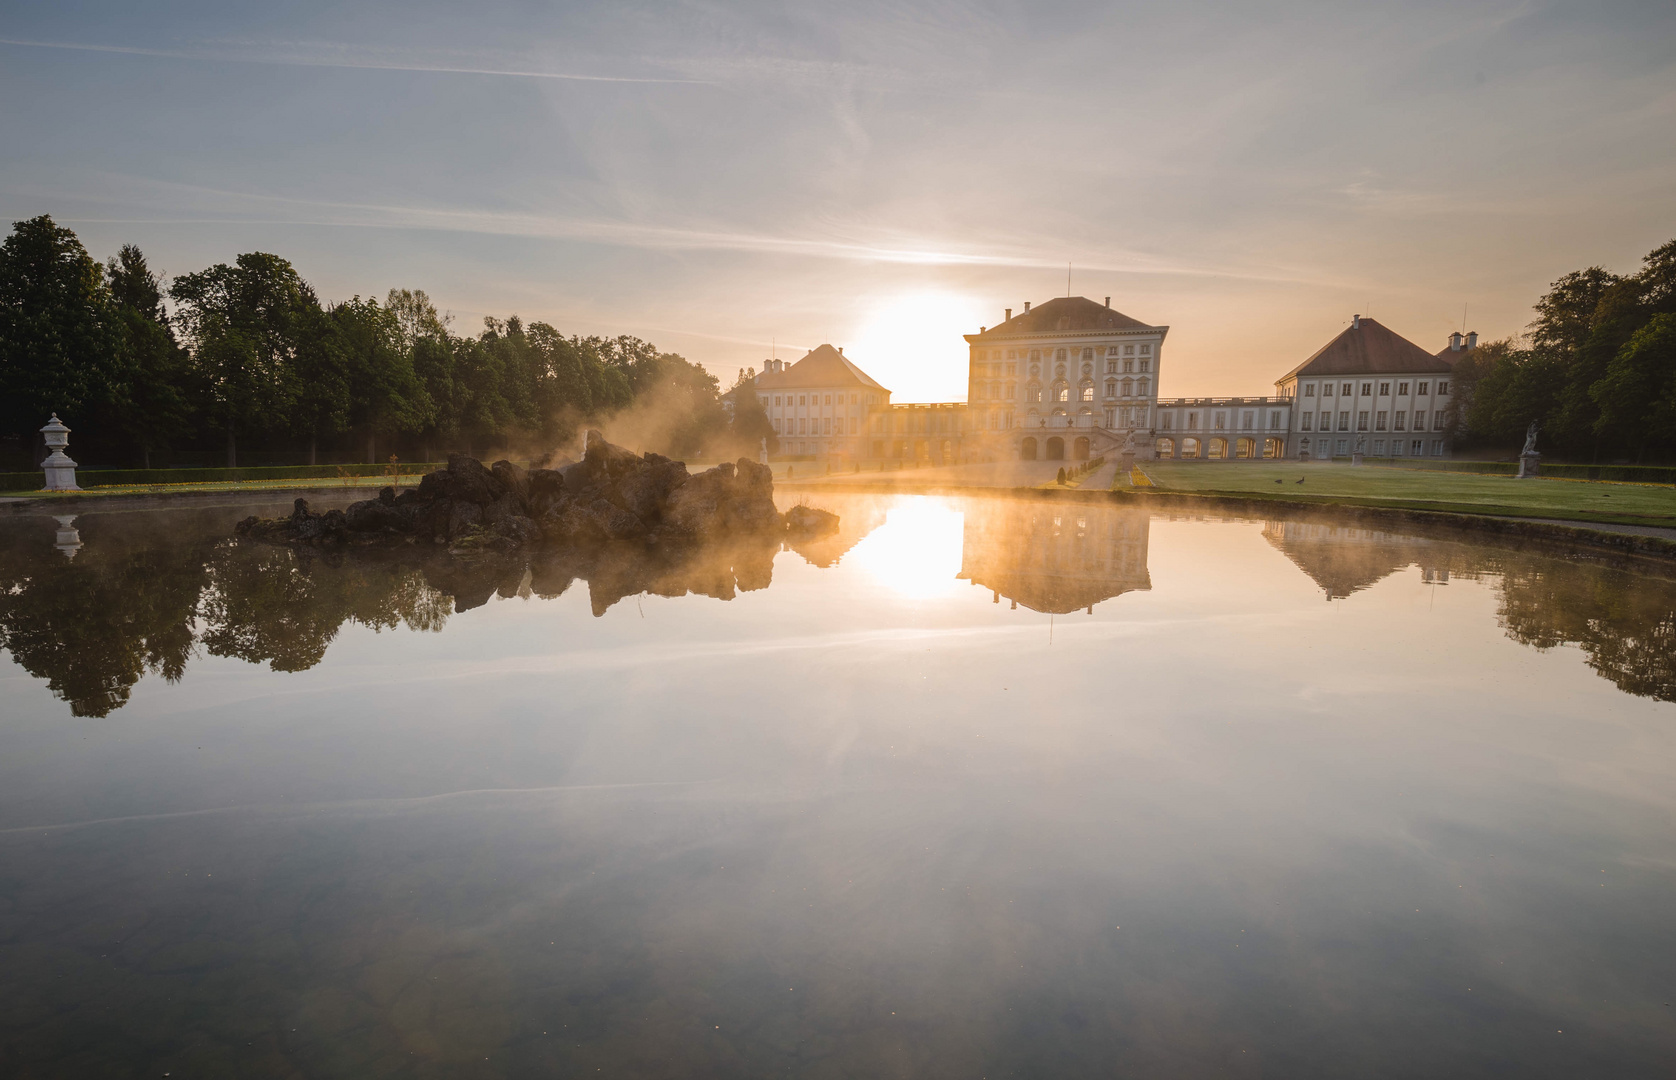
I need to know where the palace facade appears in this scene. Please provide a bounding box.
[751,300,1472,463]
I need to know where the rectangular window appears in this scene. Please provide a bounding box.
[1140,344,1151,355]
[1162,413,1174,430]
[1107,361,1117,374]
[1398,382,1409,395]
[1188,412,1199,430]
[1412,439,1424,455]
[1379,382,1390,395]
[1373,440,1386,455]
[1417,382,1429,395]
[825,394,833,406]
[774,395,782,406]
[823,417,831,434]
[1357,411,1369,431]
[1413,410,1427,430]
[1270,411,1281,429]
[1394,411,1406,431]
[1305,384,1315,397]
[1391,440,1403,456]
[1361,382,1373,396]
[1139,360,1150,372]
[1105,408,1115,427]
[1437,381,1449,395]
[1375,411,1387,430]
[1336,439,1348,455]
[1432,439,1444,455]
[1214,412,1226,430]
[1434,412,1446,431]
[1124,345,1134,355]
[1342,383,1353,396]
[1301,413,1313,431]
[1242,410,1254,429]
[1123,360,1134,373]
[1338,411,1350,431]
[798,419,807,434]
[799,395,807,406]
[1323,383,1333,397]
[771,419,780,433]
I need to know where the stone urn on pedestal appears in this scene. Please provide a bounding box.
[39,414,81,491]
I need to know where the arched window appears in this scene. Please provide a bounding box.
[1027,384,1042,403]
[1056,387,1069,402]
[1080,387,1094,401]
[1082,348,1094,362]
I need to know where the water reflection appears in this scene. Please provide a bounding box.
[1265,519,1676,702]
[3,498,1675,715]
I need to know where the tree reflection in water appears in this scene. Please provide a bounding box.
[2,502,1674,716]
[1263,520,1676,703]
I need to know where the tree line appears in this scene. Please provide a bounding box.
[1450,237,1676,460]
[0,215,772,470]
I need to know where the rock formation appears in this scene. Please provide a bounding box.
[236,430,838,553]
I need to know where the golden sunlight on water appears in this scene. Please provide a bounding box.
[843,497,967,600]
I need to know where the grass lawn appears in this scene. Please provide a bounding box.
[1137,461,1676,527]
[0,474,414,500]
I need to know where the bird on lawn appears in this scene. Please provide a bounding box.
[1295,477,1305,484]
[1275,479,1283,484]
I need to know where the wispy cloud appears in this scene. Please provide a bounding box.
[52,175,1329,287]
[0,35,707,84]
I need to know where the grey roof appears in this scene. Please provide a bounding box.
[1280,318,1455,382]
[754,344,890,393]
[967,297,1162,341]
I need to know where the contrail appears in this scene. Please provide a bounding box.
[0,36,708,84]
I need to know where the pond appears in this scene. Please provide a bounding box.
[2,493,1674,1077]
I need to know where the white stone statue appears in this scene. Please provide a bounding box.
[759,436,769,465]
[1354,434,1366,455]
[39,414,80,491]
[1522,421,1540,457]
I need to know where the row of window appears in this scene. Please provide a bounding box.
[972,357,1154,379]
[760,392,876,408]
[1299,437,1446,457]
[978,344,1153,363]
[974,378,1154,403]
[772,417,861,435]
[1300,380,1448,398]
[1299,410,1444,432]
[1157,409,1286,432]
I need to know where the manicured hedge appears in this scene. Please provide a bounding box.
[0,462,444,491]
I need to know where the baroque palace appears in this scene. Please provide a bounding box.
[750,296,1471,463]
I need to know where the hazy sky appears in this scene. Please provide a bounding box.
[2,1,1672,400]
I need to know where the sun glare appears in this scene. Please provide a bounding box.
[846,291,988,403]
[845,499,966,600]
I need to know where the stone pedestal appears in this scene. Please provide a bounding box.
[39,414,80,491]
[1517,452,1541,479]
[1119,450,1136,480]
[53,515,82,559]
[1351,452,1364,467]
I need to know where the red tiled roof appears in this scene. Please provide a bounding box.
[1280,318,1455,381]
[754,344,890,393]
[967,296,1161,341]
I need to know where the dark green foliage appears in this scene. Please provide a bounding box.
[0,220,733,468]
[0,216,121,449]
[1454,237,1676,460]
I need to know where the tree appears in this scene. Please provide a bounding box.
[172,253,321,465]
[1592,314,1676,461]
[0,215,120,454]
[106,245,192,467]
[725,367,777,456]
[333,296,431,462]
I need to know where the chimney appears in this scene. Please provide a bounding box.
[1466,330,1478,349]
[837,346,843,355]
[1352,314,1361,329]
[1449,331,1462,351]
[1005,308,1012,321]
[1105,296,1111,308]
[1024,301,1031,313]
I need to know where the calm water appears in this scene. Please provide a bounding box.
[2,493,1674,1078]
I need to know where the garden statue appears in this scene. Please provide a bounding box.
[1518,421,1542,478]
[1351,434,1365,466]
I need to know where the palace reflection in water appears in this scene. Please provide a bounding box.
[2,497,1674,716]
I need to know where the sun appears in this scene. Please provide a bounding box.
[846,291,990,404]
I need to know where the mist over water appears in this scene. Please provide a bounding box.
[2,494,1674,1077]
